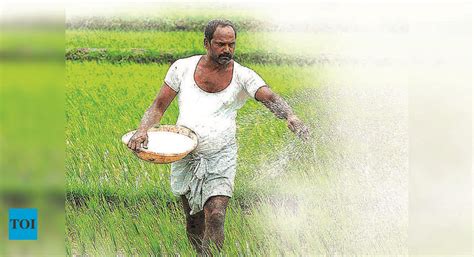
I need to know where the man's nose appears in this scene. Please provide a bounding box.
[223,44,230,53]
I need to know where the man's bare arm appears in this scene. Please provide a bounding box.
[255,86,294,119]
[128,83,177,150]
[255,86,310,140]
[137,83,177,132]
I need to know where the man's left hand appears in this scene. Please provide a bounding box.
[287,114,310,141]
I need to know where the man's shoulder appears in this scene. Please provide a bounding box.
[233,59,245,70]
[173,55,201,66]
[233,60,256,77]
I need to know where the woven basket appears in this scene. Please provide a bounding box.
[122,125,198,164]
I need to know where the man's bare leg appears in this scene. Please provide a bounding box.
[202,195,230,255]
[181,195,205,254]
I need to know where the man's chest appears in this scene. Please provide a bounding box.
[194,67,233,93]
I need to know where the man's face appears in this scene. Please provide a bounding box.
[205,25,236,65]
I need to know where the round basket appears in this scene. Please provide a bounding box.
[122,125,198,164]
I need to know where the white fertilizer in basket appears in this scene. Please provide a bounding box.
[125,131,195,154]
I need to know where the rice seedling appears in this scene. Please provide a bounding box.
[65,60,335,255]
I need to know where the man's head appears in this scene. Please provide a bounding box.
[204,19,236,65]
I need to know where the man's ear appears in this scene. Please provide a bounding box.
[203,38,209,49]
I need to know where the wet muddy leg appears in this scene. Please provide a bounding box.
[181,195,205,254]
[202,195,229,256]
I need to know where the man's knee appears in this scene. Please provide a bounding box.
[206,209,225,227]
[203,195,229,228]
[186,212,204,229]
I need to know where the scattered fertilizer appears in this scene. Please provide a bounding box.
[124,131,195,154]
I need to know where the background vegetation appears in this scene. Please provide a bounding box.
[66,11,340,256]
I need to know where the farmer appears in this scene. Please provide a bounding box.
[127,19,309,255]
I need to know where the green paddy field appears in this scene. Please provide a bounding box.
[66,14,344,256]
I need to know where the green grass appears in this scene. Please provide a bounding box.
[1,29,64,51]
[0,61,64,192]
[66,15,271,32]
[64,13,348,254]
[66,30,337,58]
[65,60,338,255]
[0,61,65,255]
[65,30,340,65]
[65,61,329,195]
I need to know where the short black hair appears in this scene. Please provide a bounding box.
[204,19,237,43]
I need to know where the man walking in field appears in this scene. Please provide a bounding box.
[128,19,309,255]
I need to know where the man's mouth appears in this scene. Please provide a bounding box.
[219,54,232,61]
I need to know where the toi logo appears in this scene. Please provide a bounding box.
[9,208,38,240]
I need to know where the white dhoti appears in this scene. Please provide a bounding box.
[170,140,237,215]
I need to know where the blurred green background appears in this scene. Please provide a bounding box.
[0,19,65,255]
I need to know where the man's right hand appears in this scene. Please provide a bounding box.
[287,114,310,141]
[127,130,149,151]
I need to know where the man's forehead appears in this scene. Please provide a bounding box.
[213,26,235,39]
